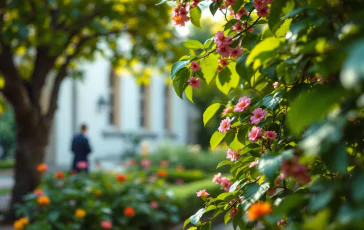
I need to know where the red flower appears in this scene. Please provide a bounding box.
[124,207,135,217]
[116,174,127,182]
[55,171,64,179]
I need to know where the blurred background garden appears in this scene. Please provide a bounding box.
[0,0,233,229]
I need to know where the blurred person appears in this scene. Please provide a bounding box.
[71,124,92,173]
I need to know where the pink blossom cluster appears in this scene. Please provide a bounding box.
[226,148,240,161]
[232,21,254,33]
[254,0,272,17]
[249,159,259,168]
[188,76,201,88]
[250,108,268,124]
[172,4,190,27]
[221,106,232,117]
[234,96,251,112]
[215,31,244,59]
[280,156,311,185]
[229,7,249,20]
[218,117,231,133]
[248,127,277,143]
[196,189,210,197]
[212,173,233,191]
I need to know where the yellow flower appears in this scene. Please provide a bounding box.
[75,209,86,218]
[13,217,29,230]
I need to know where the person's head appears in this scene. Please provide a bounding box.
[80,124,88,134]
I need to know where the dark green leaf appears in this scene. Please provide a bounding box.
[236,53,252,83]
[263,91,283,110]
[173,67,190,98]
[217,160,233,169]
[171,60,190,79]
[209,2,219,16]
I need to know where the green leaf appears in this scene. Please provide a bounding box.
[183,218,191,229]
[340,40,364,91]
[287,87,345,134]
[302,209,329,230]
[352,172,364,202]
[244,182,270,203]
[232,0,245,13]
[226,131,244,152]
[173,67,190,98]
[210,131,226,150]
[224,210,231,224]
[322,143,348,174]
[201,54,218,84]
[216,63,240,95]
[247,37,282,69]
[172,60,190,79]
[203,103,221,127]
[236,53,252,83]
[185,86,194,103]
[182,40,204,50]
[217,192,233,201]
[209,2,219,16]
[263,91,283,110]
[190,208,206,225]
[190,6,202,28]
[229,179,245,192]
[217,160,233,169]
[200,222,212,230]
[268,0,295,34]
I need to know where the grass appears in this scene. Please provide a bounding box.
[0,160,14,169]
[0,188,10,195]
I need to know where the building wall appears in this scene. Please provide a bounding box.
[50,55,191,169]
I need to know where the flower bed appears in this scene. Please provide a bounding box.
[14,169,180,230]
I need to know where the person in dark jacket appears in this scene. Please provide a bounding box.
[71,124,92,173]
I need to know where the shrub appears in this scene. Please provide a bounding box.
[15,171,180,230]
[132,145,228,173]
[148,168,208,183]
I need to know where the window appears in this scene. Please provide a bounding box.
[139,84,150,129]
[164,85,172,132]
[108,69,120,127]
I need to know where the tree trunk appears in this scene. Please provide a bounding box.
[7,116,50,220]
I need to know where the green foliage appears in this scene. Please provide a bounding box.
[160,0,364,229]
[15,171,180,230]
[0,109,16,158]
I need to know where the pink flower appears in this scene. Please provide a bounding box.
[188,77,201,88]
[280,157,311,185]
[220,177,232,191]
[218,117,231,133]
[230,46,244,58]
[234,96,251,112]
[250,108,268,124]
[217,44,231,58]
[248,126,262,143]
[77,161,88,169]
[101,221,112,229]
[273,82,279,89]
[191,0,199,8]
[196,189,210,197]
[176,179,184,185]
[226,148,240,161]
[172,5,190,27]
[160,160,169,168]
[249,160,259,168]
[264,131,277,141]
[190,61,200,72]
[214,31,233,46]
[257,5,270,17]
[221,106,231,116]
[229,207,239,218]
[150,202,159,209]
[235,8,248,20]
[232,22,243,33]
[219,58,229,67]
[141,159,151,168]
[212,172,222,184]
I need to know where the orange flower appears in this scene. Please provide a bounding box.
[247,202,272,221]
[116,174,127,182]
[95,189,102,197]
[36,163,48,173]
[157,169,168,178]
[33,188,44,196]
[13,217,29,230]
[124,206,135,217]
[37,195,50,206]
[75,208,86,218]
[55,171,64,179]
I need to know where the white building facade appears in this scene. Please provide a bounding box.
[45,54,196,169]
